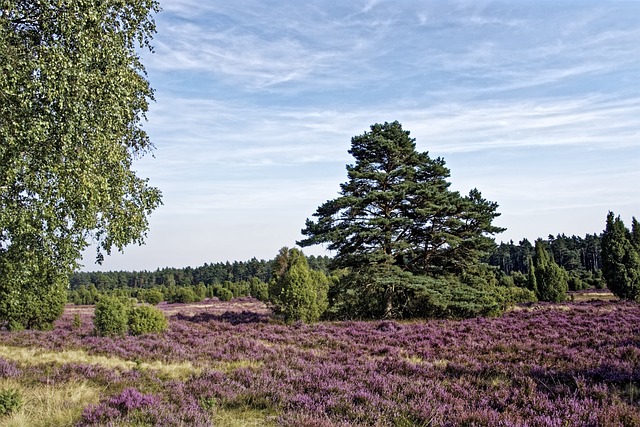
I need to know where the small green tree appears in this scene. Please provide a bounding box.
[168,287,198,304]
[601,212,640,301]
[93,296,130,337]
[526,257,538,296]
[269,248,328,323]
[128,305,168,336]
[0,388,22,417]
[138,288,164,305]
[533,239,568,302]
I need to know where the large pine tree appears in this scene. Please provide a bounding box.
[298,121,507,318]
[299,121,503,275]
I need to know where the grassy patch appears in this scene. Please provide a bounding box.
[0,379,99,427]
[0,346,200,380]
[210,406,278,427]
[211,359,264,374]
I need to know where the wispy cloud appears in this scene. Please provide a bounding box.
[88,1,640,270]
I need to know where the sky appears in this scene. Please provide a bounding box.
[82,0,640,271]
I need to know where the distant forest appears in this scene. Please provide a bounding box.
[70,255,332,290]
[69,232,604,303]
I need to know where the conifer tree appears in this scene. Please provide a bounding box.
[269,248,328,323]
[299,121,504,317]
[601,213,640,301]
[527,257,538,296]
[533,239,568,302]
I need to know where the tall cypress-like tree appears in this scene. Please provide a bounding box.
[601,213,640,301]
[533,239,567,302]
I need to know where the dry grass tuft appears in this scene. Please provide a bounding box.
[0,379,99,427]
[0,345,200,379]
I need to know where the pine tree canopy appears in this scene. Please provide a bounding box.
[298,121,504,276]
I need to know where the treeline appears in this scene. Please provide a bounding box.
[487,233,605,290]
[70,255,332,290]
[68,255,332,305]
[69,234,607,307]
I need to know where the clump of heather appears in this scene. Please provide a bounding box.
[3,299,640,426]
[0,357,21,378]
[77,387,211,427]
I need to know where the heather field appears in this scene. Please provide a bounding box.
[0,298,639,426]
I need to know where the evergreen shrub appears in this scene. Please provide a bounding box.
[139,288,164,305]
[128,305,168,336]
[168,287,198,304]
[94,296,129,336]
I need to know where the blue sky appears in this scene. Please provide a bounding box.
[83,0,640,271]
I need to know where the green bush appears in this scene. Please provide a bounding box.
[249,278,269,301]
[128,305,168,336]
[217,287,234,302]
[93,296,129,337]
[270,248,328,323]
[168,287,199,304]
[0,251,67,330]
[0,388,22,416]
[138,288,164,305]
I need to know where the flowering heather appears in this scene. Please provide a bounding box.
[0,357,21,378]
[1,298,639,426]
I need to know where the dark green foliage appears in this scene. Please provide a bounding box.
[72,313,82,330]
[489,233,603,289]
[299,121,504,276]
[68,256,329,296]
[168,287,199,304]
[138,288,164,305]
[526,257,538,295]
[533,239,568,302]
[298,122,507,319]
[0,388,22,416]
[269,248,328,323]
[249,278,269,301]
[213,286,234,301]
[93,296,130,337]
[602,212,640,301]
[567,272,587,291]
[326,266,534,320]
[128,305,168,336]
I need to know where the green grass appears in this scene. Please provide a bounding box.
[0,379,99,427]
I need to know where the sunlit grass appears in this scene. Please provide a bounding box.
[0,379,99,427]
[210,406,278,427]
[0,345,200,379]
[211,359,264,373]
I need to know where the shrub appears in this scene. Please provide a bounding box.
[215,287,234,302]
[139,288,164,305]
[270,248,328,323]
[72,313,82,329]
[93,296,129,337]
[168,287,198,304]
[128,305,168,336]
[0,253,67,330]
[249,278,269,301]
[0,388,22,417]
